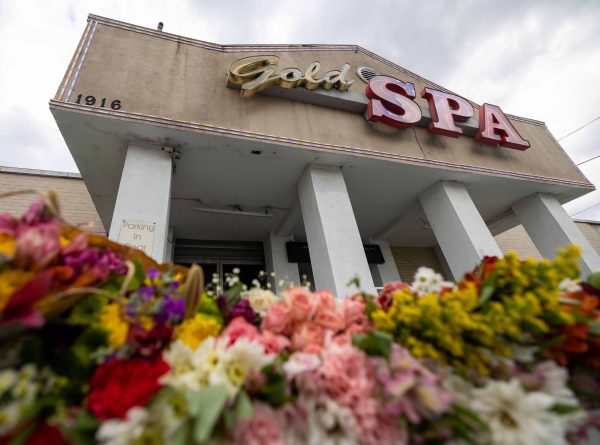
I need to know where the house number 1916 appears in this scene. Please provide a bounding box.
[74,94,122,110]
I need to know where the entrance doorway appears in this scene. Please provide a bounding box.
[174,239,265,289]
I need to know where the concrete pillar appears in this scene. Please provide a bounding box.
[419,181,502,280]
[108,142,172,262]
[297,166,375,296]
[369,239,402,284]
[512,193,600,277]
[264,232,300,292]
[165,227,175,264]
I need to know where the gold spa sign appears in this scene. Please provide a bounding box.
[228,55,354,97]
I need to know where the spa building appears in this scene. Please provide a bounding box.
[9,14,600,295]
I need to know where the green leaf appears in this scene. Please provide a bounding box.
[67,295,108,325]
[587,271,600,290]
[477,282,496,307]
[62,410,101,445]
[8,420,38,445]
[128,259,146,291]
[550,403,581,414]
[352,329,393,358]
[255,365,291,407]
[170,420,192,445]
[588,320,600,336]
[224,284,243,307]
[186,385,228,444]
[224,389,254,430]
[347,275,361,289]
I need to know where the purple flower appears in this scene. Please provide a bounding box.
[155,297,185,323]
[147,268,161,279]
[139,286,155,299]
[229,299,258,325]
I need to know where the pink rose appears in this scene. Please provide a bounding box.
[314,306,344,332]
[261,301,292,334]
[259,330,291,354]
[313,290,337,310]
[283,352,321,379]
[283,286,316,322]
[221,317,258,345]
[291,321,324,352]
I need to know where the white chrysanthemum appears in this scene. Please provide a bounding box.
[0,401,22,435]
[0,369,17,395]
[558,278,581,294]
[160,340,202,391]
[211,337,273,397]
[243,288,278,315]
[470,379,566,445]
[96,407,148,445]
[162,336,273,399]
[301,397,358,445]
[411,267,450,296]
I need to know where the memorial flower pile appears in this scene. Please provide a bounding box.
[0,196,599,445]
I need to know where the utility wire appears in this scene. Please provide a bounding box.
[571,201,600,216]
[576,153,600,166]
[558,115,600,141]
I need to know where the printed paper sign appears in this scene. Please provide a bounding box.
[118,220,156,255]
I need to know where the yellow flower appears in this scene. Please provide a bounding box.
[0,233,16,258]
[0,270,35,313]
[100,303,129,348]
[175,314,221,349]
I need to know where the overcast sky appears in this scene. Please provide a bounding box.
[0,0,599,219]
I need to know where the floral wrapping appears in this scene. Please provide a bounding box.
[0,197,599,445]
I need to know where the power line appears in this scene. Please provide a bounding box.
[576,153,600,166]
[558,114,600,141]
[571,201,600,216]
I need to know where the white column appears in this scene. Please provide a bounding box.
[108,142,172,262]
[419,181,502,280]
[298,166,375,296]
[369,239,402,283]
[264,233,300,292]
[512,193,600,277]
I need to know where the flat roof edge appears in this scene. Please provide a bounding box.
[0,165,81,179]
[86,13,546,127]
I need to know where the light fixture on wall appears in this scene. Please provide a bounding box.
[193,206,273,218]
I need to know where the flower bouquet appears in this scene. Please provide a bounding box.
[0,196,598,445]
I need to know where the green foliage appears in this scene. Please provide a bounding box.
[185,385,229,444]
[254,364,291,407]
[67,295,108,326]
[223,389,253,430]
[63,410,101,445]
[352,329,393,359]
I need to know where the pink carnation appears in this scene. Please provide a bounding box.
[299,343,374,407]
[230,402,287,445]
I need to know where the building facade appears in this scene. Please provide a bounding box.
[40,14,600,295]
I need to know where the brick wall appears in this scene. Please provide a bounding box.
[576,221,600,254]
[494,224,542,259]
[0,167,105,234]
[391,246,446,281]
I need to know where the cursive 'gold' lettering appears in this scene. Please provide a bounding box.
[228,55,354,98]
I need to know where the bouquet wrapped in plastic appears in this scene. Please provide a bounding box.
[0,195,598,445]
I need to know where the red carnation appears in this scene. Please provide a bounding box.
[87,357,169,419]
